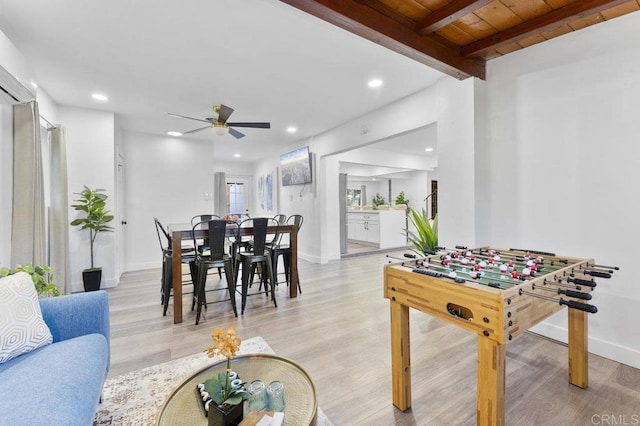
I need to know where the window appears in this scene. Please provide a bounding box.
[346,188,361,208]
[227,182,245,215]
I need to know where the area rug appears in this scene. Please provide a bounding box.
[94,336,332,425]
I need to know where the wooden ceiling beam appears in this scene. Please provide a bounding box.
[280,0,486,80]
[461,0,631,57]
[415,0,495,35]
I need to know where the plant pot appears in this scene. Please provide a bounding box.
[208,403,243,426]
[82,268,102,292]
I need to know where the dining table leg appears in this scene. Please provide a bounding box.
[172,231,183,324]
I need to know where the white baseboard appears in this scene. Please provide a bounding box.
[532,322,640,369]
[124,261,158,273]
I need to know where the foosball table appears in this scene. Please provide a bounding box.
[384,246,617,426]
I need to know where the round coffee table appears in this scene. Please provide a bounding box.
[157,353,317,425]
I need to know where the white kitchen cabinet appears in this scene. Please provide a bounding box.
[347,209,407,249]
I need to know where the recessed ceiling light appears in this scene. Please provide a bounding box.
[91,93,108,102]
[167,131,182,137]
[425,147,434,152]
[30,81,38,89]
[234,153,241,158]
[286,126,297,134]
[368,79,383,88]
[372,178,377,181]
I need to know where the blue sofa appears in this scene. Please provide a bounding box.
[0,290,110,426]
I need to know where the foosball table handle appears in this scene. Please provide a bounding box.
[567,277,597,288]
[560,298,598,314]
[561,289,592,300]
[583,270,612,279]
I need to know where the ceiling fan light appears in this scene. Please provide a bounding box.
[213,125,229,136]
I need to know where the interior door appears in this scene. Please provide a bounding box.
[116,151,126,280]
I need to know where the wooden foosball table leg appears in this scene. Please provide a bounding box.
[568,308,588,388]
[477,336,506,426]
[390,301,411,411]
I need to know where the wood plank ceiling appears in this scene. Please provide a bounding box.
[280,0,640,79]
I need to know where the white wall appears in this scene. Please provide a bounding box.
[61,106,116,291]
[252,150,320,262]
[484,12,640,368]
[436,77,477,248]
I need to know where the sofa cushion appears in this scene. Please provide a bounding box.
[0,333,109,426]
[0,272,53,363]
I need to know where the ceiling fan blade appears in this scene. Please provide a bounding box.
[217,104,234,123]
[228,127,245,139]
[168,113,210,124]
[227,122,271,129]
[183,125,211,134]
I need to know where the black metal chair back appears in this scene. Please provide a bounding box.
[191,214,219,252]
[244,217,268,255]
[287,214,303,230]
[196,219,227,261]
[154,217,171,252]
[191,214,218,227]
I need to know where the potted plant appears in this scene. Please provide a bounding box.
[395,191,409,207]
[199,327,248,426]
[372,193,386,209]
[407,208,438,255]
[0,264,60,297]
[70,186,114,291]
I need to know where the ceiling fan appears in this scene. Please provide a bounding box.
[168,104,270,139]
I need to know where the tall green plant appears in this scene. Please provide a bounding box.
[407,208,438,255]
[70,186,114,269]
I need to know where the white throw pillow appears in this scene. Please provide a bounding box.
[0,271,53,363]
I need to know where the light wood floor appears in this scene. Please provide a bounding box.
[106,250,640,425]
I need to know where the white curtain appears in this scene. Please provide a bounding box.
[49,126,70,294]
[213,172,227,217]
[11,101,46,266]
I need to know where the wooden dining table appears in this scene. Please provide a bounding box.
[168,223,299,324]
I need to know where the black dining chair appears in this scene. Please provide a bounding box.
[191,214,219,251]
[192,219,237,324]
[233,217,278,314]
[270,214,303,293]
[191,214,222,277]
[273,214,287,224]
[154,217,197,316]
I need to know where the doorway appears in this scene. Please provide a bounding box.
[226,175,252,216]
